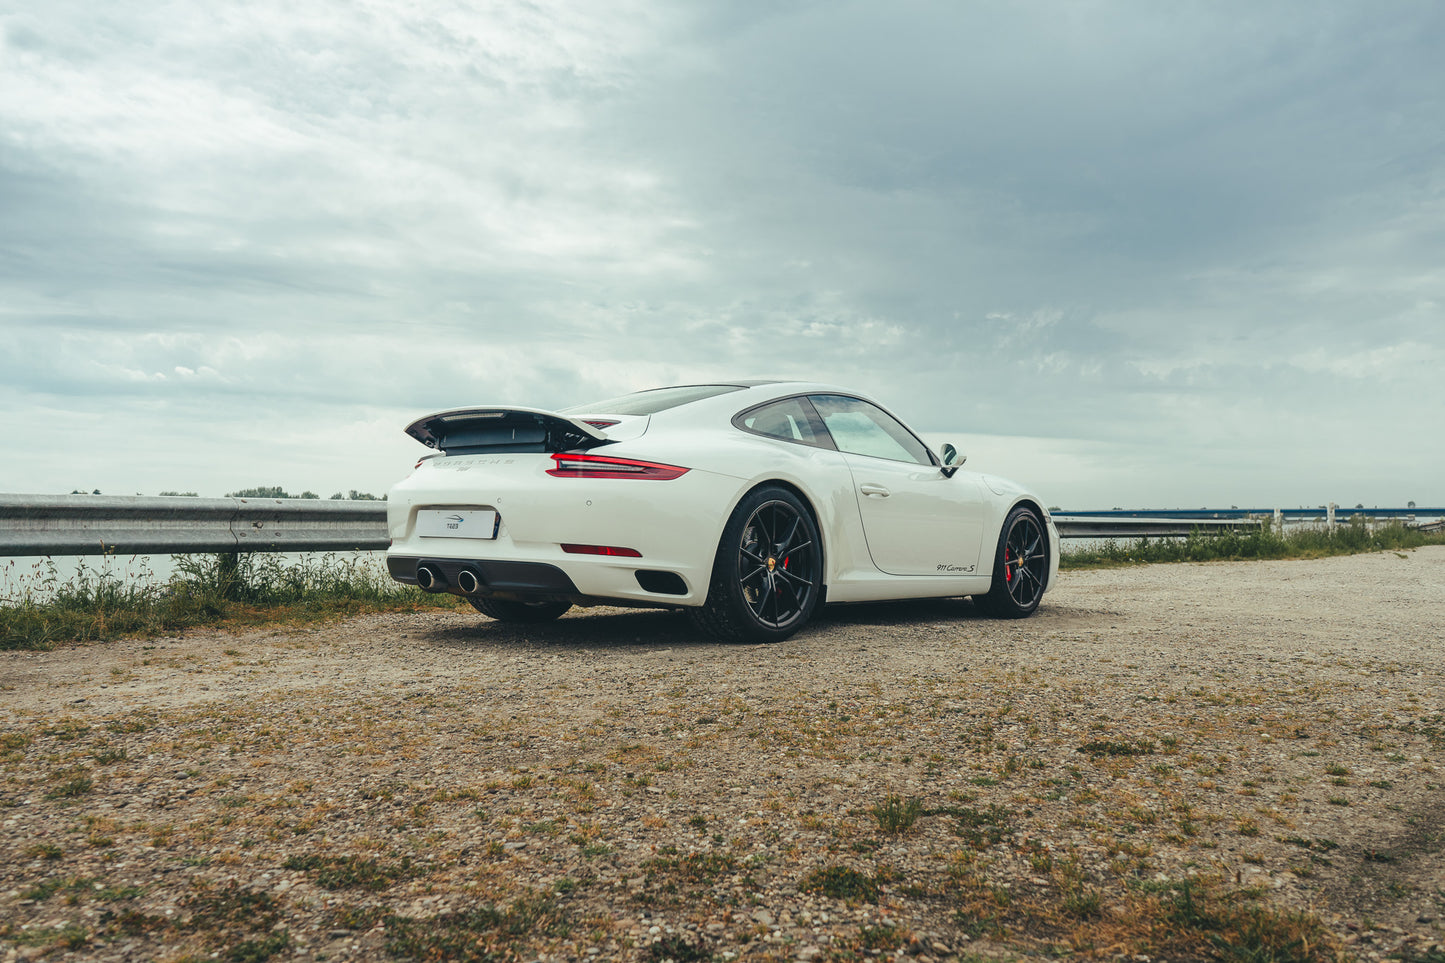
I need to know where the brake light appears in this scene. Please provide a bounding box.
[547,453,689,480]
[581,419,620,429]
[561,543,643,557]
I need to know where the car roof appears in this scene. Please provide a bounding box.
[648,381,887,417]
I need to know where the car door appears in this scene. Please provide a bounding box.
[809,394,987,577]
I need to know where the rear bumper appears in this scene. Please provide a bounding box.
[387,553,694,607]
[385,462,745,606]
[387,556,579,597]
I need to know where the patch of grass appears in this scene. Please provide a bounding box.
[799,865,884,903]
[180,882,281,931]
[946,804,1014,849]
[1,552,463,650]
[21,876,78,901]
[853,922,910,952]
[227,930,290,963]
[642,852,738,884]
[384,894,569,962]
[1077,739,1156,757]
[7,924,90,951]
[43,775,93,799]
[281,853,421,891]
[1061,517,1445,570]
[1062,885,1104,919]
[1143,877,1338,962]
[643,933,712,962]
[870,794,923,834]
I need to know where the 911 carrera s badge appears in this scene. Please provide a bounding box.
[937,563,975,573]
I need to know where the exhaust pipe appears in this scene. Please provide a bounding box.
[455,569,482,595]
[415,564,445,592]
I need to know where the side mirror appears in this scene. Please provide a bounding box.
[939,443,965,478]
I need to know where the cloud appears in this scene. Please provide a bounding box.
[1,0,1442,506]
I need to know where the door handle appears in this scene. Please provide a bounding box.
[859,484,890,497]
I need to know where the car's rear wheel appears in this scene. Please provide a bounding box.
[974,506,1048,619]
[467,597,572,623]
[690,486,822,643]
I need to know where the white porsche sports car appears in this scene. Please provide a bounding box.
[386,381,1059,642]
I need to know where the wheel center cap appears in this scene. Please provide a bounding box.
[766,557,777,572]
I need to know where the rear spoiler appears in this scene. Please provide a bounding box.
[404,406,610,455]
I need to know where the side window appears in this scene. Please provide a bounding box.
[734,397,829,448]
[810,395,933,465]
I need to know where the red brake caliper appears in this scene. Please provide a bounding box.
[1004,547,1013,583]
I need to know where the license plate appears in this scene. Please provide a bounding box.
[416,509,499,539]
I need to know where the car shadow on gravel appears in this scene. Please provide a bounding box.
[415,596,1088,653]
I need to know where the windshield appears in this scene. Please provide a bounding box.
[561,384,746,416]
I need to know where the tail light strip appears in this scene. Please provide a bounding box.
[547,453,689,480]
[561,543,643,558]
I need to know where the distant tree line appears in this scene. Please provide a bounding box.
[67,488,387,500]
[225,487,386,501]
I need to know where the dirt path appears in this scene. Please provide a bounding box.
[3,548,1443,961]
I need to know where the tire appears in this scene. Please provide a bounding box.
[689,486,823,643]
[467,597,572,623]
[974,505,1048,619]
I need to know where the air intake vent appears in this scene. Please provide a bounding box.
[635,570,687,595]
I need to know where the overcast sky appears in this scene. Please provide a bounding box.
[2,1,1441,509]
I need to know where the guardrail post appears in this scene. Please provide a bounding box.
[217,551,241,601]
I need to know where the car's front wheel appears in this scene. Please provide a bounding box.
[973,505,1048,619]
[467,597,572,623]
[690,486,823,643]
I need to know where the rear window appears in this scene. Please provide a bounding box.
[733,396,832,448]
[561,384,745,417]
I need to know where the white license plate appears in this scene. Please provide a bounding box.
[416,509,499,539]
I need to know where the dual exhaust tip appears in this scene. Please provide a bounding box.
[415,564,481,596]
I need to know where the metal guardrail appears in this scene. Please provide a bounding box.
[0,494,389,557]
[1049,516,1261,539]
[0,492,1282,556]
[1059,507,1445,520]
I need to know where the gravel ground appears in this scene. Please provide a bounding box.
[2,548,1443,962]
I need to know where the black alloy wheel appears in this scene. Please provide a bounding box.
[691,486,823,643]
[975,506,1048,618]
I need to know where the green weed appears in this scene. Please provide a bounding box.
[870,794,923,834]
